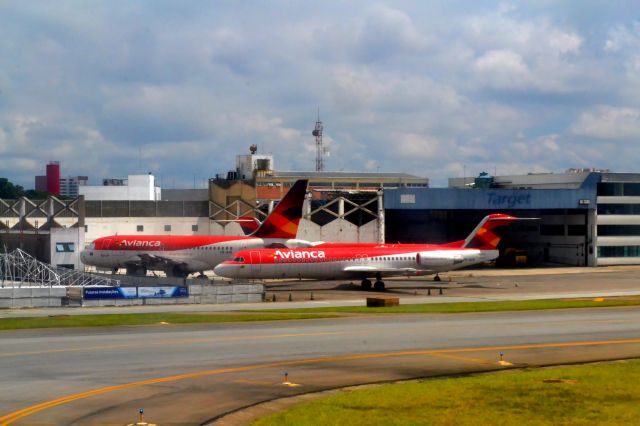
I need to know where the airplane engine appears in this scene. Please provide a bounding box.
[416,252,464,267]
[283,239,316,248]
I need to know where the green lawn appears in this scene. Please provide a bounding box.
[255,360,640,425]
[2,298,639,330]
[0,312,340,330]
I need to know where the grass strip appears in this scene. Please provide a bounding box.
[0,312,340,331]
[255,360,640,426]
[262,298,640,314]
[2,298,639,331]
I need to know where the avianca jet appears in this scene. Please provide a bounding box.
[214,214,523,291]
[80,179,311,278]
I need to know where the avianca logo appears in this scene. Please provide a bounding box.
[118,240,162,248]
[274,250,326,259]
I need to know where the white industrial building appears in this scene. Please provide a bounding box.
[80,174,161,201]
[59,176,88,198]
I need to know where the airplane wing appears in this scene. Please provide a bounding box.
[342,266,429,276]
[130,253,188,270]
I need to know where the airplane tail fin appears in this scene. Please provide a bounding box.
[251,179,308,239]
[238,216,261,235]
[462,214,519,250]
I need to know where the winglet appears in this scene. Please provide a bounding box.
[252,180,308,239]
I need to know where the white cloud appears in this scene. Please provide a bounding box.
[0,2,637,188]
[463,7,583,92]
[604,23,640,52]
[571,105,640,140]
[355,4,429,61]
[473,49,530,89]
[394,133,441,160]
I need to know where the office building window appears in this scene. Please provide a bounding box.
[597,204,640,215]
[55,242,75,253]
[598,246,640,257]
[598,225,640,236]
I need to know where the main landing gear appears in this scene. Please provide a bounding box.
[360,277,386,292]
[125,265,147,276]
[361,278,372,291]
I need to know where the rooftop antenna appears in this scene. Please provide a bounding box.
[312,108,325,172]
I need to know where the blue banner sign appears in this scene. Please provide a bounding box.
[83,286,188,300]
[138,286,189,298]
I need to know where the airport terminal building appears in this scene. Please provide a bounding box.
[385,170,640,267]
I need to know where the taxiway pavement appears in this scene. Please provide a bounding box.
[2,307,640,425]
[2,267,640,318]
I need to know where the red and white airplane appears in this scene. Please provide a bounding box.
[80,180,311,277]
[214,214,523,290]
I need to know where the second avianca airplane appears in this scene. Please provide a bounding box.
[214,214,523,290]
[80,180,311,277]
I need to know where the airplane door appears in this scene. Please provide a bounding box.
[249,251,262,275]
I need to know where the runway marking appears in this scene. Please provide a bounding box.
[0,331,345,358]
[2,338,640,425]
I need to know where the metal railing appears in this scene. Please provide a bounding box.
[0,249,120,287]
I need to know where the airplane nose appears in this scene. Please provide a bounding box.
[213,264,230,277]
[80,250,92,264]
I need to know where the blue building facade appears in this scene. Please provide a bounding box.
[382,172,640,267]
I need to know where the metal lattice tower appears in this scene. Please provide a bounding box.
[312,110,324,172]
[0,248,120,288]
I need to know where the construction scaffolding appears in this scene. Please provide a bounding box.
[0,249,120,288]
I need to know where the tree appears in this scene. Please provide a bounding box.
[0,178,24,199]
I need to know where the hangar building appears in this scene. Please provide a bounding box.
[385,169,640,267]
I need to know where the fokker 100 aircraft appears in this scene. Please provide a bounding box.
[214,214,524,290]
[80,179,311,277]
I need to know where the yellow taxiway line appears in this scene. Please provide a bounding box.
[2,338,640,425]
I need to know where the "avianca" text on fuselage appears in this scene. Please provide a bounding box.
[118,240,162,248]
[274,250,326,259]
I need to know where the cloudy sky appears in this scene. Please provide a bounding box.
[1,1,639,188]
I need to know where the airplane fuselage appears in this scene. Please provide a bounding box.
[214,246,498,280]
[81,235,312,275]
[214,213,523,290]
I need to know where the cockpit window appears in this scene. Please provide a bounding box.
[233,256,245,263]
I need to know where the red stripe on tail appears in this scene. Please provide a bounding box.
[463,214,518,250]
[252,180,308,239]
